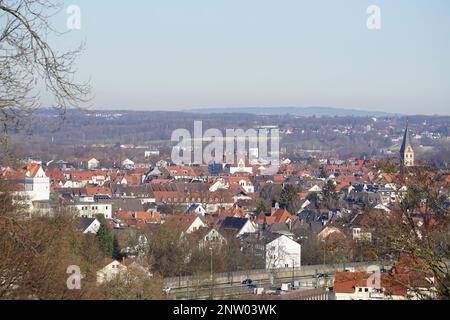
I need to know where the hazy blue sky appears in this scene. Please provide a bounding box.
[49,0,450,115]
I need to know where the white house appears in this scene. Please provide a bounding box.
[209,177,255,193]
[185,216,206,234]
[145,150,160,158]
[352,228,372,242]
[87,158,100,170]
[230,158,253,175]
[186,203,207,216]
[80,217,101,234]
[20,163,50,202]
[308,185,322,192]
[71,201,113,219]
[209,178,228,192]
[265,235,301,270]
[122,158,135,169]
[24,164,50,202]
[96,259,127,285]
[198,228,228,250]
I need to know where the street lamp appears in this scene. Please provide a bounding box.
[210,247,213,281]
[322,240,326,266]
[299,244,302,271]
[292,258,295,284]
[209,247,214,300]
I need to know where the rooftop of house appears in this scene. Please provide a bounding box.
[219,216,250,231]
[164,214,202,232]
[79,217,98,231]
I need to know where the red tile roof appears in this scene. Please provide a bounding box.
[164,214,201,232]
[23,163,43,178]
[85,187,112,197]
[166,166,197,177]
[255,209,298,225]
[215,205,249,220]
[334,270,432,297]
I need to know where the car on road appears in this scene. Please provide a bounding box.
[264,289,277,295]
[264,288,284,295]
[275,287,286,295]
[162,287,171,295]
[242,279,257,288]
[315,273,329,278]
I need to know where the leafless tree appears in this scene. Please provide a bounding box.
[371,172,450,299]
[0,0,90,163]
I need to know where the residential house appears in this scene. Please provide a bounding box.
[228,158,253,175]
[79,217,101,234]
[334,256,435,300]
[227,176,255,193]
[166,166,198,181]
[71,200,113,219]
[96,259,127,285]
[164,214,206,234]
[255,208,298,227]
[265,234,301,270]
[186,203,207,216]
[115,211,162,228]
[352,228,372,242]
[196,228,228,250]
[317,226,346,242]
[122,158,135,169]
[21,163,50,202]
[219,217,257,238]
[87,158,100,170]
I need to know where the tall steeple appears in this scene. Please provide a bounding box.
[400,121,414,168]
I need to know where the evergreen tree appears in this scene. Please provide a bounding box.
[321,180,338,209]
[96,215,113,258]
[279,184,298,212]
[113,235,123,260]
[255,201,269,215]
[306,192,319,205]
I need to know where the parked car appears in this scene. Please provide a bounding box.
[162,287,171,295]
[315,273,329,278]
[275,288,286,295]
[241,279,257,288]
[264,289,277,295]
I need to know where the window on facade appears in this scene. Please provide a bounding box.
[358,288,363,292]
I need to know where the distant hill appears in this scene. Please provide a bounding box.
[186,106,397,117]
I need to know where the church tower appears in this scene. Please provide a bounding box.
[400,122,414,168]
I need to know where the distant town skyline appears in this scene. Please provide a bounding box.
[47,0,450,115]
